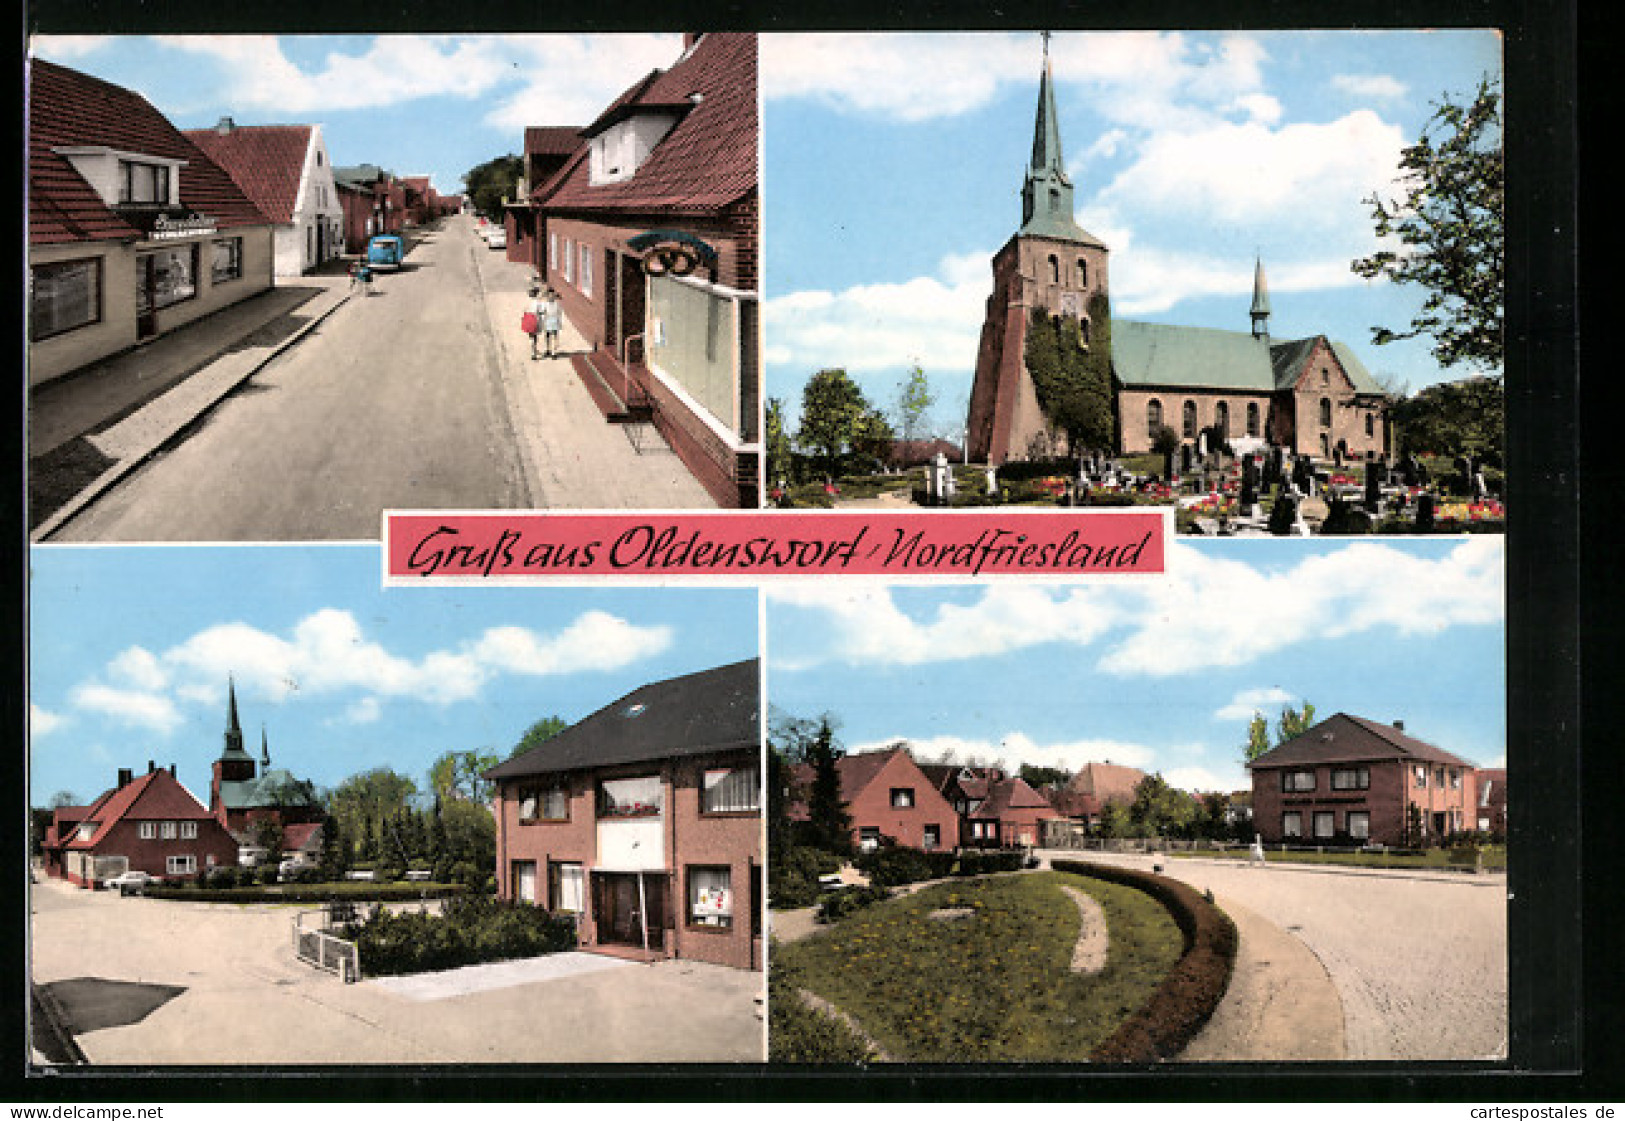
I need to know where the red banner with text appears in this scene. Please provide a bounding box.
[385,510,1166,582]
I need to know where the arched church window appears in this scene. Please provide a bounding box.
[1182,401,1197,439]
[1215,401,1230,437]
[1048,255,1059,284]
[1079,317,1091,344]
[1247,402,1260,437]
[1147,399,1162,437]
[1319,398,1332,427]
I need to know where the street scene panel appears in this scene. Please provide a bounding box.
[766,536,1507,1062]
[29,546,764,1064]
[762,31,1504,535]
[28,33,761,542]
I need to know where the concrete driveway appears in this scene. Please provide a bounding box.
[30,876,764,1065]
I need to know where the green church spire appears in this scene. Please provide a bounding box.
[221,676,251,761]
[1250,256,1272,341]
[1019,32,1102,246]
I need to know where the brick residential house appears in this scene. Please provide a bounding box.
[503,126,585,270]
[184,119,345,277]
[334,163,406,250]
[966,43,1386,465]
[485,659,762,970]
[1248,714,1480,847]
[1475,767,1507,837]
[28,57,276,387]
[527,32,760,507]
[794,747,959,854]
[55,762,240,888]
[967,775,1057,848]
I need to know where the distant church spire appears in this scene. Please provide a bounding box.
[260,724,271,769]
[223,676,247,758]
[1019,32,1092,244]
[1250,256,1272,342]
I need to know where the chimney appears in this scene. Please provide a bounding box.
[1394,719,1405,732]
[169,764,177,778]
[148,760,156,774]
[216,116,235,135]
[117,768,133,788]
[682,33,702,50]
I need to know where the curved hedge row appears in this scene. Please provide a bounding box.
[1051,859,1237,1063]
[144,882,470,905]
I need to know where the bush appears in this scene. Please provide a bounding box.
[853,846,955,888]
[770,846,842,909]
[954,849,1025,877]
[344,894,577,977]
[209,866,239,889]
[1051,859,1237,1063]
[816,885,893,924]
[146,882,470,905]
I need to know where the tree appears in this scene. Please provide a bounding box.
[1128,774,1198,838]
[47,790,80,808]
[1276,702,1317,744]
[1389,375,1504,462]
[509,715,569,761]
[462,154,523,221]
[797,369,892,477]
[1018,764,1071,790]
[893,365,937,448]
[429,749,502,805]
[251,817,285,869]
[1244,713,1272,764]
[1351,76,1503,374]
[765,397,795,488]
[771,712,852,854]
[329,768,417,863]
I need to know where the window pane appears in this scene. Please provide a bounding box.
[703,766,759,813]
[212,238,242,283]
[31,258,101,340]
[598,775,662,818]
[689,866,732,927]
[648,275,742,435]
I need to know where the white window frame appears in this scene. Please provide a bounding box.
[550,861,584,913]
[579,243,593,299]
[30,257,103,341]
[181,821,198,840]
[139,822,156,840]
[563,238,574,284]
[1331,767,1370,791]
[160,821,178,840]
[687,865,733,929]
[890,788,915,809]
[166,854,196,875]
[702,765,760,814]
[1282,770,1316,793]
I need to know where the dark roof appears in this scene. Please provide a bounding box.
[29,58,271,246]
[485,659,759,780]
[538,32,756,216]
[1248,713,1477,770]
[526,126,584,157]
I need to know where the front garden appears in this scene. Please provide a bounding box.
[771,869,1223,1062]
[338,894,577,977]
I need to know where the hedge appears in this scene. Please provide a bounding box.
[344,894,577,976]
[145,882,470,905]
[1050,859,1237,1063]
[815,884,893,924]
[953,848,1026,877]
[853,846,956,888]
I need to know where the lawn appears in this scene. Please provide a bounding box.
[1170,846,1507,871]
[770,871,1184,1062]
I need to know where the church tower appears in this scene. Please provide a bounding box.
[1250,256,1272,343]
[210,677,259,824]
[967,34,1111,465]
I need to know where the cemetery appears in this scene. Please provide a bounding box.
[768,443,1504,537]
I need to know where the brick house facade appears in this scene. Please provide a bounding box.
[1249,714,1479,847]
[58,763,239,888]
[526,33,760,507]
[486,660,762,971]
[795,748,958,854]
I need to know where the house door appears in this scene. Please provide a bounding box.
[620,253,646,362]
[592,871,666,950]
[604,248,622,354]
[135,254,158,340]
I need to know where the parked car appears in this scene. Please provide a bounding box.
[366,234,405,271]
[486,227,507,249]
[105,870,154,895]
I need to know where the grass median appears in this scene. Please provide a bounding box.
[770,871,1183,1062]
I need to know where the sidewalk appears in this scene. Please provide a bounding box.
[29,269,353,540]
[472,245,717,509]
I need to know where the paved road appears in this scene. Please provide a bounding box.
[56,222,531,541]
[1054,850,1508,1061]
[30,875,764,1065]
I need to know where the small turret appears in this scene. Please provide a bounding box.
[1250,256,1272,343]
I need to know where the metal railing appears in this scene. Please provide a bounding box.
[292,909,359,983]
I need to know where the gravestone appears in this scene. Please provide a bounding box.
[1471,470,1487,502]
[1364,466,1383,514]
[985,465,999,497]
[1416,492,1435,532]
[1240,457,1258,509]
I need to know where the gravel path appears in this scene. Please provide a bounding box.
[1058,885,1109,974]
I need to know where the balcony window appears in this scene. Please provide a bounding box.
[597,774,662,819]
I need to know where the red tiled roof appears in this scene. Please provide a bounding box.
[65,768,214,850]
[281,822,322,853]
[972,777,1055,819]
[1064,761,1146,804]
[1249,713,1477,770]
[539,32,755,216]
[183,124,312,225]
[29,58,271,246]
[526,126,584,157]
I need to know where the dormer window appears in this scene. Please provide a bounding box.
[120,160,172,206]
[588,112,682,186]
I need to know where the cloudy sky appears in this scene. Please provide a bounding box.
[767,535,1506,794]
[762,30,1504,433]
[28,546,758,806]
[28,33,691,196]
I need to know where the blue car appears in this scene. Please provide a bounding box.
[366,234,405,270]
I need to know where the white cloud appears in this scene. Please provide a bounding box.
[772,537,1503,676]
[481,34,685,131]
[1213,687,1298,722]
[70,683,183,734]
[29,36,110,61]
[74,608,671,729]
[765,253,993,376]
[763,33,1032,121]
[1163,764,1240,794]
[1331,73,1409,102]
[31,704,65,736]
